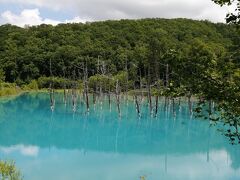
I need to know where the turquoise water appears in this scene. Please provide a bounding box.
[0,92,239,180]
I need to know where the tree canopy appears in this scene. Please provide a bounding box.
[0,18,237,84]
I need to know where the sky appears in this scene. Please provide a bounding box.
[0,0,235,27]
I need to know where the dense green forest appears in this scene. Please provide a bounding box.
[0,18,238,84]
[0,18,239,143]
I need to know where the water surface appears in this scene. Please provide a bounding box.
[0,93,239,180]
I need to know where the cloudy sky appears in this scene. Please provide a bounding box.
[0,0,235,27]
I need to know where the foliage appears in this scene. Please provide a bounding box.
[113,71,132,91]
[207,0,240,144]
[213,0,240,24]
[0,160,22,180]
[88,74,112,92]
[37,76,78,89]
[0,83,20,97]
[0,18,237,84]
[22,80,39,90]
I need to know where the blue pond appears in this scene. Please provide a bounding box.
[0,92,239,180]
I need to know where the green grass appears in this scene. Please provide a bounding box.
[0,88,21,97]
[0,83,21,97]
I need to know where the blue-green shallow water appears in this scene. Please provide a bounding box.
[0,92,239,180]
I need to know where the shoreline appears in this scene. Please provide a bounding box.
[0,88,201,101]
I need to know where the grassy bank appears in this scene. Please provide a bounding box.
[0,83,22,97]
[0,80,41,98]
[0,83,70,98]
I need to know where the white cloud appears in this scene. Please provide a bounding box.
[0,0,236,23]
[0,8,90,27]
[1,9,59,27]
[65,16,92,24]
[13,148,240,179]
[0,144,39,157]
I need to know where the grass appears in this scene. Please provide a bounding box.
[0,83,22,97]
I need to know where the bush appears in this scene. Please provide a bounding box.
[0,88,19,97]
[88,74,112,92]
[37,76,81,89]
[14,78,25,87]
[0,83,20,97]
[0,160,22,180]
[113,71,134,92]
[22,80,39,90]
[88,72,134,93]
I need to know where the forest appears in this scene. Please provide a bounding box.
[0,18,238,83]
[0,18,239,143]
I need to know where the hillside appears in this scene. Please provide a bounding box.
[0,18,238,83]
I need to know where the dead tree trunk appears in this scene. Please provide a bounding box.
[125,58,128,101]
[187,92,192,115]
[164,63,170,113]
[63,85,67,104]
[166,63,169,88]
[155,78,160,117]
[72,87,77,112]
[108,91,111,108]
[178,97,181,106]
[139,68,143,101]
[108,79,111,108]
[155,95,159,117]
[135,94,140,115]
[115,79,121,116]
[134,84,140,115]
[85,82,89,111]
[99,81,102,102]
[147,67,152,113]
[93,87,96,105]
[208,100,212,116]
[148,83,152,113]
[172,98,176,116]
[49,87,54,107]
[84,63,89,111]
[62,64,67,104]
[49,58,55,109]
